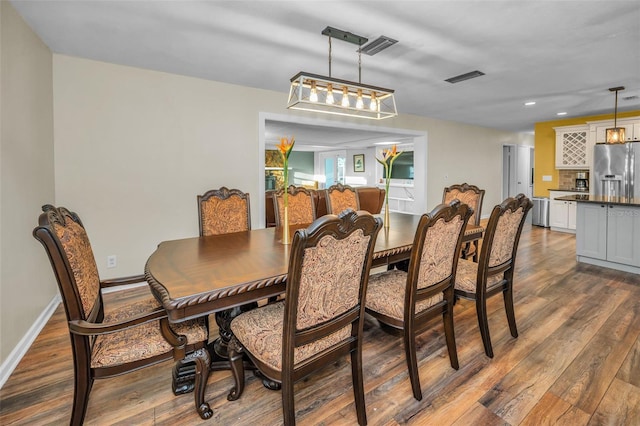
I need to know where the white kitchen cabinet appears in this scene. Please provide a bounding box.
[576,203,607,259]
[549,191,577,232]
[590,117,640,143]
[554,125,589,169]
[576,203,640,268]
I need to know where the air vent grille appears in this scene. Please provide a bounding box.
[359,36,398,56]
[445,70,485,84]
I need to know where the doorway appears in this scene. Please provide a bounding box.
[502,145,534,200]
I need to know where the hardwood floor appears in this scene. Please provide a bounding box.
[2,224,640,425]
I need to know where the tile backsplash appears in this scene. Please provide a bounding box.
[558,169,588,189]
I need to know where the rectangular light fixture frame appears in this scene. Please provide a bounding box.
[287,72,397,120]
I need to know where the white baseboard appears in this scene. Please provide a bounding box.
[0,294,61,389]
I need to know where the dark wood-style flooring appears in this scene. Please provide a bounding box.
[2,224,640,425]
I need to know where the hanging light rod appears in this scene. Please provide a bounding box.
[287,26,398,120]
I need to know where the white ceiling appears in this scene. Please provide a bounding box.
[11,0,640,145]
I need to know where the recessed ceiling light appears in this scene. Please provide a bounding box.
[524,101,536,106]
[557,112,568,116]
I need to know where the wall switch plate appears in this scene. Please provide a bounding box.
[107,255,117,268]
[542,175,552,182]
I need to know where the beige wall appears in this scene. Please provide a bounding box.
[0,3,56,363]
[53,54,531,281]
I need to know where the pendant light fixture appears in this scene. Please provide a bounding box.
[287,26,397,120]
[606,86,626,144]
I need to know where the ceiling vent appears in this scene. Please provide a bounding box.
[445,70,485,84]
[359,36,398,56]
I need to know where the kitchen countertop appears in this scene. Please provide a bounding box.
[555,194,640,207]
[548,188,590,192]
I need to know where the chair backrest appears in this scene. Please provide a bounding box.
[283,210,382,369]
[406,201,473,313]
[479,194,533,275]
[198,187,251,236]
[442,183,485,226]
[326,183,359,215]
[273,185,317,227]
[33,205,103,325]
[356,187,386,214]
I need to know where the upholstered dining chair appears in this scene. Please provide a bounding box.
[356,186,386,214]
[442,183,485,261]
[453,194,533,358]
[33,205,212,426]
[365,200,473,401]
[273,185,317,227]
[326,183,360,215]
[197,186,251,236]
[227,210,383,425]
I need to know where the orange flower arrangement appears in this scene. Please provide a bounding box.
[277,136,295,243]
[376,145,403,227]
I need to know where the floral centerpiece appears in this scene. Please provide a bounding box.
[376,145,403,228]
[277,136,295,243]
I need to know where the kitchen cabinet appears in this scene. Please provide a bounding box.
[554,125,590,169]
[590,117,640,143]
[549,191,577,232]
[576,203,640,267]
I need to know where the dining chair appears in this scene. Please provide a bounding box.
[365,200,473,401]
[273,185,317,227]
[356,186,386,214]
[226,210,383,425]
[33,205,212,425]
[442,183,485,261]
[326,183,360,215]
[197,186,251,236]
[453,194,533,358]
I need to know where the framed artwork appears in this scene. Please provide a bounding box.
[353,154,365,172]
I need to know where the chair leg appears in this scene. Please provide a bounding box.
[503,284,518,338]
[350,347,368,426]
[189,352,213,419]
[281,375,296,426]
[443,302,459,370]
[403,327,422,401]
[227,337,246,401]
[476,296,494,358]
[70,365,92,426]
[472,241,479,262]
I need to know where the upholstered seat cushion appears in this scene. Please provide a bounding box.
[91,296,207,369]
[230,301,351,371]
[366,270,443,322]
[454,259,504,293]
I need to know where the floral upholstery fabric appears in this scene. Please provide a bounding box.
[201,196,249,236]
[366,270,443,321]
[230,302,351,371]
[489,208,524,267]
[53,219,100,318]
[444,190,480,225]
[276,192,314,226]
[416,216,463,290]
[91,296,207,368]
[296,230,369,329]
[454,258,504,293]
[328,189,358,215]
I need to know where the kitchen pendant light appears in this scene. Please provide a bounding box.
[606,86,626,144]
[287,26,397,120]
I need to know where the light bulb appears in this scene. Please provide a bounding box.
[326,83,334,105]
[356,89,364,109]
[310,81,318,103]
[341,87,350,107]
[369,92,378,111]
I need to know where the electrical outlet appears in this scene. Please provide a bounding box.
[107,255,117,268]
[542,175,552,182]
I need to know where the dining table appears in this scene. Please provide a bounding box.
[144,211,483,398]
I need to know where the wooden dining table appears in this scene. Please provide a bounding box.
[145,212,483,323]
[144,211,483,396]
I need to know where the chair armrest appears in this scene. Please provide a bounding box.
[68,307,167,336]
[100,274,147,288]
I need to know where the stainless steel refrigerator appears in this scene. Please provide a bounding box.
[593,142,640,197]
